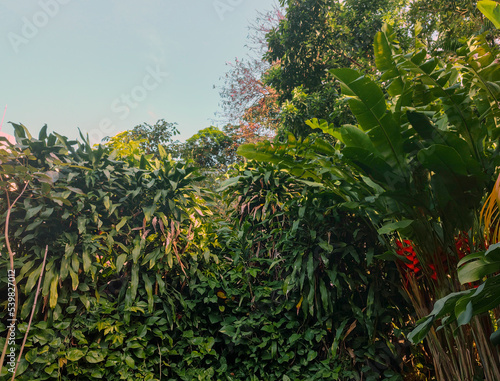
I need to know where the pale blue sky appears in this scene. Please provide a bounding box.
[0,0,277,143]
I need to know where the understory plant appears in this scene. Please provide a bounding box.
[217,162,414,380]
[0,126,216,380]
[0,126,410,380]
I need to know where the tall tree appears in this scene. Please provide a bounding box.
[216,7,284,143]
[182,126,238,169]
[266,0,394,101]
[264,0,401,137]
[264,0,499,138]
[404,0,498,51]
[105,119,180,158]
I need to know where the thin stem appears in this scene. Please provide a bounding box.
[11,245,49,380]
[158,343,162,380]
[0,182,29,376]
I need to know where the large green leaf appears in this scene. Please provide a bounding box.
[377,220,413,235]
[408,291,470,343]
[373,25,403,96]
[331,68,404,168]
[217,176,242,192]
[305,118,338,137]
[478,0,500,29]
[340,125,374,150]
[237,142,323,182]
[458,244,500,283]
[407,316,434,344]
[86,350,105,363]
[237,144,283,163]
[341,147,395,184]
[407,111,438,141]
[491,329,500,345]
[143,273,154,313]
[66,348,85,362]
[116,254,128,273]
[331,69,387,131]
[131,263,139,300]
[25,263,43,293]
[417,144,468,176]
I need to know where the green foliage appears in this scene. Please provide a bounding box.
[182,126,237,169]
[265,0,499,140]
[266,0,395,101]
[105,119,181,158]
[217,162,412,380]
[404,0,499,51]
[0,123,413,380]
[0,125,410,380]
[0,126,216,380]
[278,85,355,139]
[102,130,146,161]
[265,0,394,137]
[478,0,500,29]
[2,4,499,378]
[243,27,500,256]
[238,26,500,379]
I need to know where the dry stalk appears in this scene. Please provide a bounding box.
[10,245,49,379]
[0,182,28,375]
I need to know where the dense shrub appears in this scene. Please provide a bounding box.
[0,126,214,380]
[214,162,412,380]
[0,127,412,380]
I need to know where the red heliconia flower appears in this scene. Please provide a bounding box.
[395,239,439,280]
[395,239,422,274]
[455,232,471,260]
[428,264,438,280]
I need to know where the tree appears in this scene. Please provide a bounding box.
[104,119,180,158]
[216,7,284,143]
[264,0,499,139]
[263,0,408,138]
[182,126,238,169]
[266,0,395,101]
[218,57,280,142]
[403,0,499,51]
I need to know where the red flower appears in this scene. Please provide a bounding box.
[395,239,436,280]
[395,239,422,275]
[455,232,471,260]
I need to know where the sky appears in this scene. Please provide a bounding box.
[0,0,277,144]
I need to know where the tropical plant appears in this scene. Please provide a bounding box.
[217,161,414,380]
[0,125,215,379]
[407,0,500,359]
[237,22,500,380]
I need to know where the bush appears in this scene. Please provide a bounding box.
[0,127,411,380]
